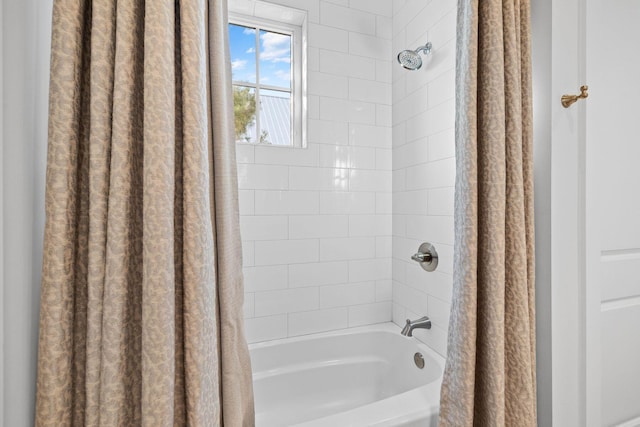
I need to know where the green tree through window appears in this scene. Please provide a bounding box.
[233,86,256,142]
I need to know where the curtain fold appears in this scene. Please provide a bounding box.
[439,0,536,425]
[35,0,254,425]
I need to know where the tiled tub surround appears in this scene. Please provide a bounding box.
[391,0,457,357]
[235,0,457,355]
[236,0,394,343]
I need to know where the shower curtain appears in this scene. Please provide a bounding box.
[439,0,536,426]
[35,0,254,425]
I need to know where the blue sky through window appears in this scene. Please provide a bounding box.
[229,23,291,90]
[229,24,256,84]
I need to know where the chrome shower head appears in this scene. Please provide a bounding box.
[397,42,432,70]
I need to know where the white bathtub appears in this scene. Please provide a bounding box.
[249,323,444,427]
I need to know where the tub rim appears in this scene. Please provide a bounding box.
[248,321,446,373]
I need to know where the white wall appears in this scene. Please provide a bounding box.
[0,0,4,420]
[2,0,52,425]
[531,0,553,425]
[390,0,456,357]
[235,0,395,343]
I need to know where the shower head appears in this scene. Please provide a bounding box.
[397,42,432,70]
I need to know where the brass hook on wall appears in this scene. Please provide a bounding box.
[561,85,589,108]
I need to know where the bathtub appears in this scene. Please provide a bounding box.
[249,322,444,427]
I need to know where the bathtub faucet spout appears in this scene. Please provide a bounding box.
[400,316,432,337]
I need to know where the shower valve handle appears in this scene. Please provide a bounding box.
[411,253,432,263]
[410,242,438,272]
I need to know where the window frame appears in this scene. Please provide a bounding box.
[229,12,307,148]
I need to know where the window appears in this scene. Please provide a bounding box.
[228,4,306,147]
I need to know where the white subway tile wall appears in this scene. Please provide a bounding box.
[234,0,394,343]
[391,0,457,357]
[234,0,456,358]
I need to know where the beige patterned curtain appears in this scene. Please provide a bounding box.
[439,0,536,425]
[35,0,254,425]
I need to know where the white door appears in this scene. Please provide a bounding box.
[586,0,640,425]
